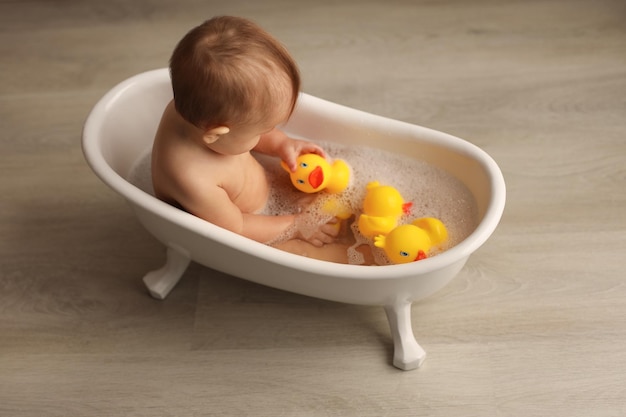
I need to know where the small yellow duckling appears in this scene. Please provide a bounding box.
[281,154,351,194]
[357,181,413,237]
[322,197,352,221]
[321,197,353,232]
[374,217,448,264]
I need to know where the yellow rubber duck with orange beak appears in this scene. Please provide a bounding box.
[374,217,448,264]
[281,154,351,194]
[357,181,413,238]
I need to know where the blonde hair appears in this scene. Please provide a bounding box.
[169,16,300,129]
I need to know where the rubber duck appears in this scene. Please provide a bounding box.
[357,181,413,237]
[322,197,352,221]
[322,197,353,232]
[281,154,351,194]
[374,217,448,264]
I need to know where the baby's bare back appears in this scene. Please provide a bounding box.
[155,142,270,215]
[152,103,270,215]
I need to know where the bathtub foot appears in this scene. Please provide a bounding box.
[143,245,190,300]
[384,302,426,371]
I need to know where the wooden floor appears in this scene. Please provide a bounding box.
[2,0,625,415]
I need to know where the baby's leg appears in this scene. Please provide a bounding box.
[273,210,375,265]
[273,239,374,265]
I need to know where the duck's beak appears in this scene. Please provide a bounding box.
[415,250,427,261]
[308,166,324,189]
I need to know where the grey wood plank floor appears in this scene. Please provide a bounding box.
[2,0,625,416]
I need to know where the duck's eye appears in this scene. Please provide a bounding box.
[400,251,409,257]
[297,179,305,184]
[300,162,308,168]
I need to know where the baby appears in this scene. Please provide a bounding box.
[152,16,346,258]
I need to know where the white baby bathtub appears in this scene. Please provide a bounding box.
[82,68,505,370]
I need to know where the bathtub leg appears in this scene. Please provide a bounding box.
[384,302,426,371]
[143,245,191,300]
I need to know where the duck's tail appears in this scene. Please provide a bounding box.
[411,217,448,246]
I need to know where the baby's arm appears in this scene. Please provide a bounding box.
[172,177,338,246]
[255,128,325,172]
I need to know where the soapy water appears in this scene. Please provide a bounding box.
[255,141,478,265]
[129,141,478,266]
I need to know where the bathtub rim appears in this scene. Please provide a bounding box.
[82,68,506,281]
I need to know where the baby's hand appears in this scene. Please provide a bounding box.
[281,138,326,172]
[295,215,340,247]
[256,129,326,171]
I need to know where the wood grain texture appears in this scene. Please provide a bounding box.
[1,0,625,416]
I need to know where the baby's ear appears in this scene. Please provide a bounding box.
[202,126,230,144]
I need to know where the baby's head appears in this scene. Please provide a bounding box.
[169,16,300,132]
